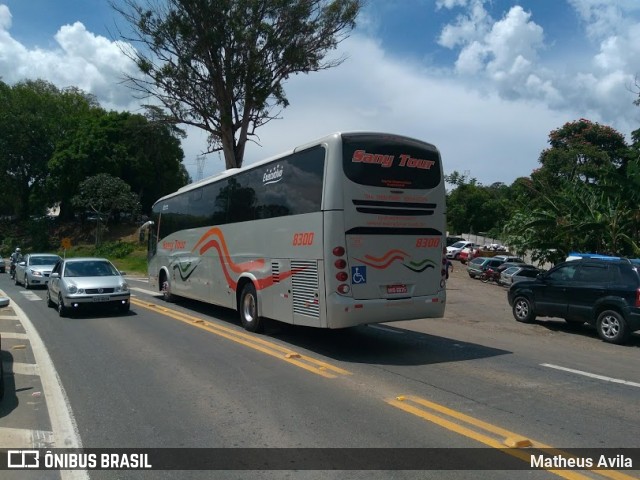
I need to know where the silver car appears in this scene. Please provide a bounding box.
[46,257,130,317]
[15,253,62,289]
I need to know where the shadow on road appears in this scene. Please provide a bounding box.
[164,296,511,367]
[532,318,640,348]
[0,348,18,418]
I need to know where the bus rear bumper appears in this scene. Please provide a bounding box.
[326,291,446,329]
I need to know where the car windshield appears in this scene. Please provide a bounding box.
[30,256,60,266]
[451,241,466,248]
[64,261,119,277]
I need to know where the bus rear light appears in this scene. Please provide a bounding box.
[333,246,345,256]
[336,272,348,281]
[636,288,640,307]
[334,259,347,269]
[337,284,350,294]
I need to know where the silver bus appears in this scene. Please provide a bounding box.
[147,132,446,332]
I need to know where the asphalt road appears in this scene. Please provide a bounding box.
[1,264,639,480]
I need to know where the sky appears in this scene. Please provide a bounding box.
[1,0,640,185]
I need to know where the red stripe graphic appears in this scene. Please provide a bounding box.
[191,227,306,291]
[355,249,409,270]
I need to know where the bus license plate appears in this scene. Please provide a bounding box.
[387,284,407,294]
[92,296,111,302]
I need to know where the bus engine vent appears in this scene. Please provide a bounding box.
[272,261,280,283]
[291,260,319,318]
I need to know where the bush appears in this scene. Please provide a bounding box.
[93,241,136,259]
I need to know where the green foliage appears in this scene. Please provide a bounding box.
[503,121,640,262]
[1,79,188,221]
[113,0,361,168]
[72,174,141,223]
[93,241,136,259]
[445,171,511,236]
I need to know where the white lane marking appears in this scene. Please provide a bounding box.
[19,291,42,301]
[125,277,149,283]
[0,315,19,320]
[0,427,54,449]
[9,362,40,376]
[10,298,89,480]
[1,332,28,340]
[541,363,640,388]
[368,324,405,334]
[130,286,162,297]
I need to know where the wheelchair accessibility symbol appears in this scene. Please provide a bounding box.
[351,266,367,284]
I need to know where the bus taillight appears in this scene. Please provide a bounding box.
[337,284,350,294]
[333,246,345,256]
[336,272,348,281]
[334,259,347,269]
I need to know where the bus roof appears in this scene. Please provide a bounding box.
[155,131,438,205]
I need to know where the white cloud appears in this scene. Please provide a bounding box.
[436,1,639,138]
[0,2,637,186]
[234,35,569,186]
[0,4,10,30]
[0,13,138,110]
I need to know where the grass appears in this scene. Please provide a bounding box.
[55,244,149,276]
[0,220,150,276]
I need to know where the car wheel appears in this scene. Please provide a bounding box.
[46,289,55,308]
[24,277,30,289]
[596,310,629,345]
[57,294,68,318]
[14,274,19,286]
[239,283,264,333]
[512,296,536,323]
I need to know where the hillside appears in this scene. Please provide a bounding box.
[0,219,148,275]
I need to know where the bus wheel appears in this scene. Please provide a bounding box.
[162,279,174,302]
[239,283,264,333]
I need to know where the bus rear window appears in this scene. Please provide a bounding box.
[342,133,442,189]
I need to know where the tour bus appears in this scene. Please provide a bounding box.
[147,132,447,332]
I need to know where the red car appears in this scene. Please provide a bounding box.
[458,247,480,264]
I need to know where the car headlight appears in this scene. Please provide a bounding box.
[67,284,78,294]
[30,270,43,277]
[117,283,129,293]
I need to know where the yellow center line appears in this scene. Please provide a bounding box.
[388,396,638,480]
[130,298,351,379]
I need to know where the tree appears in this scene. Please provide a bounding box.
[113,0,361,168]
[503,120,639,262]
[0,80,96,219]
[537,118,628,185]
[72,174,141,244]
[445,171,511,237]
[49,109,189,217]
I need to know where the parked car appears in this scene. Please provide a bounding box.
[508,258,640,344]
[495,260,528,275]
[15,253,62,289]
[467,257,505,278]
[492,255,524,264]
[499,265,541,286]
[447,241,478,260]
[446,236,466,247]
[0,256,5,273]
[46,257,130,317]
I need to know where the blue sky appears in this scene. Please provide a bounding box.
[1,0,640,184]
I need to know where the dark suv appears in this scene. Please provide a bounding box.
[507,258,640,344]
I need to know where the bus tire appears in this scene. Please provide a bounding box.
[239,283,264,333]
[161,276,174,302]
